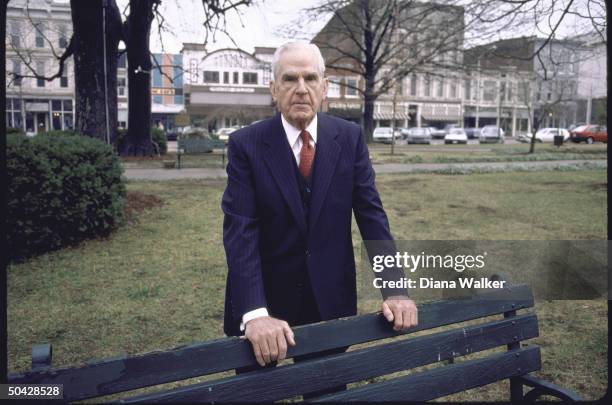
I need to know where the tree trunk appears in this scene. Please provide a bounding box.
[70,0,121,143]
[363,90,376,144]
[121,0,155,156]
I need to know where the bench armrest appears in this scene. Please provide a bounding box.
[517,374,581,402]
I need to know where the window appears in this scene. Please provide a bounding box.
[327,76,340,97]
[243,72,258,84]
[6,98,24,129]
[506,82,512,101]
[51,98,73,130]
[10,22,20,47]
[12,60,21,86]
[60,68,68,88]
[450,82,456,98]
[189,59,198,83]
[35,22,45,48]
[118,53,127,68]
[37,61,45,87]
[436,79,444,98]
[203,71,219,83]
[424,75,431,97]
[482,80,496,101]
[410,74,417,96]
[233,72,239,84]
[58,25,68,48]
[118,77,126,96]
[500,82,506,101]
[345,78,358,97]
[223,71,229,84]
[463,78,470,100]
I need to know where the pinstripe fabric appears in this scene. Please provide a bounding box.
[222,113,404,336]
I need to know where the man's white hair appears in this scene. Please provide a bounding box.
[271,41,326,81]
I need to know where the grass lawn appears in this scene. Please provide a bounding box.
[368,142,607,164]
[121,142,607,169]
[7,170,607,401]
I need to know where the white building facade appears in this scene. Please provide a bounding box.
[181,45,275,132]
[5,0,74,135]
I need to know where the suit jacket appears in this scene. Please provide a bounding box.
[221,112,404,336]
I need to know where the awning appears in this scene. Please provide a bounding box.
[373,111,409,120]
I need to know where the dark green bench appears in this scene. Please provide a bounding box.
[176,138,226,169]
[7,285,580,402]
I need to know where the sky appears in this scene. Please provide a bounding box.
[111,0,604,55]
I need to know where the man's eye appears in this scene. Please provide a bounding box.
[284,76,297,82]
[306,75,317,81]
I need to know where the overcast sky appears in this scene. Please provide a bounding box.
[111,0,603,55]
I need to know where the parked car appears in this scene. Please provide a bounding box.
[479,125,505,143]
[428,127,446,139]
[166,131,179,141]
[568,122,586,131]
[217,126,240,143]
[443,123,461,134]
[372,127,400,143]
[406,127,432,144]
[464,127,481,139]
[533,128,570,143]
[569,124,607,144]
[444,128,468,144]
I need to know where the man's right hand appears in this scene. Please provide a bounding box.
[243,316,296,366]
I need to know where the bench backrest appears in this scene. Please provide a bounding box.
[8,285,538,402]
[177,138,225,153]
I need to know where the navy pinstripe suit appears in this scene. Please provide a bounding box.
[221,112,401,336]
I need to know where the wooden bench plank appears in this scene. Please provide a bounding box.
[309,346,542,402]
[7,285,533,401]
[119,313,539,403]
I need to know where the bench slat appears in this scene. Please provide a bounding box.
[309,346,542,402]
[120,313,538,403]
[7,285,533,401]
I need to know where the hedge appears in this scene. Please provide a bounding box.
[6,132,126,260]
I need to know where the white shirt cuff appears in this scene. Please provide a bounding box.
[239,307,269,332]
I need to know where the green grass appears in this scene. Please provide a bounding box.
[7,170,607,400]
[369,143,607,165]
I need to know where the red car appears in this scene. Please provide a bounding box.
[569,125,607,144]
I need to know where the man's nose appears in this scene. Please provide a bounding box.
[295,77,307,94]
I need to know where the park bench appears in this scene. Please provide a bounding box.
[7,284,581,402]
[176,138,226,169]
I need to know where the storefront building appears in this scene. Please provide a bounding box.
[181,45,275,132]
[6,0,74,135]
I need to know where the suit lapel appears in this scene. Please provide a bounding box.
[309,113,340,233]
[262,113,308,237]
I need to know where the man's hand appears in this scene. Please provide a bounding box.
[242,316,296,366]
[381,296,418,331]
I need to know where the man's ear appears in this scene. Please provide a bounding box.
[322,77,329,100]
[269,79,276,103]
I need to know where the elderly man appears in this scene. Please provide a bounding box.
[221,41,417,374]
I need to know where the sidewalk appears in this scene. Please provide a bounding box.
[123,159,607,180]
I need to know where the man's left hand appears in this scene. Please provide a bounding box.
[381,296,418,331]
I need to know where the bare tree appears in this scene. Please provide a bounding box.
[287,0,605,142]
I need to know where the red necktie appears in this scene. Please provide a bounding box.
[299,130,315,180]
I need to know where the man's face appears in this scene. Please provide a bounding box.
[270,46,328,130]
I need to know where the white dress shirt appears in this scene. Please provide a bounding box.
[239,114,318,332]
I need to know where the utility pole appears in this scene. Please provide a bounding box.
[475,58,481,128]
[391,81,398,155]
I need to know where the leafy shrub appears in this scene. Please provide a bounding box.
[151,127,167,155]
[115,128,167,155]
[40,129,81,137]
[6,127,25,135]
[6,132,126,260]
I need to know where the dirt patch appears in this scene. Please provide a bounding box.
[590,183,607,191]
[476,205,497,214]
[123,191,165,222]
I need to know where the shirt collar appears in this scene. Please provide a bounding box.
[281,113,318,147]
